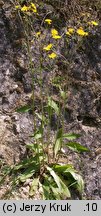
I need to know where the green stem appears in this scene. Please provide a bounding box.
[39,49,45,167]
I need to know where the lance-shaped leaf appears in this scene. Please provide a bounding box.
[36,113,46,123]
[65,142,89,153]
[53,164,84,194]
[53,164,74,173]
[54,129,63,156]
[16,105,31,113]
[48,97,59,115]
[13,156,37,171]
[29,178,39,196]
[46,166,71,197]
[60,89,66,99]
[19,163,39,182]
[67,171,84,193]
[30,126,43,140]
[63,133,81,140]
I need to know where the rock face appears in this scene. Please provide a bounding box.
[66,27,101,199]
[65,27,101,199]
[0,1,101,199]
[0,4,33,165]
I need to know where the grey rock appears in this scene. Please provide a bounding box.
[13,123,20,135]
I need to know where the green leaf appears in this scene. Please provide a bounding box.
[56,128,63,139]
[29,178,39,196]
[42,178,54,200]
[39,180,53,200]
[16,105,31,113]
[48,97,59,115]
[54,138,62,157]
[46,166,62,189]
[26,143,36,151]
[50,186,61,199]
[60,90,66,99]
[34,132,42,140]
[54,129,63,156]
[30,126,43,140]
[63,133,81,140]
[53,164,74,173]
[0,166,13,185]
[68,171,84,193]
[19,164,38,182]
[19,0,26,3]
[46,166,71,197]
[13,157,37,171]
[65,142,89,153]
[36,113,46,123]
[53,164,84,194]
[42,185,51,200]
[44,173,67,199]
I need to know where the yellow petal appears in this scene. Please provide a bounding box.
[48,52,57,59]
[66,31,71,36]
[68,28,74,34]
[31,3,36,8]
[88,21,98,26]
[15,5,20,9]
[45,19,52,24]
[51,29,61,39]
[52,35,61,39]
[21,5,29,12]
[43,44,53,51]
[36,31,41,37]
[30,3,37,12]
[51,29,59,36]
[77,28,88,36]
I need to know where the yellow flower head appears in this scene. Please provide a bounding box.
[68,28,74,34]
[36,31,41,37]
[43,43,53,51]
[77,27,88,36]
[30,3,37,13]
[51,29,61,39]
[45,19,52,25]
[48,52,57,59]
[21,5,29,12]
[88,21,98,26]
[66,27,74,36]
[15,5,20,9]
[53,35,61,39]
[66,31,71,36]
[51,29,58,36]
